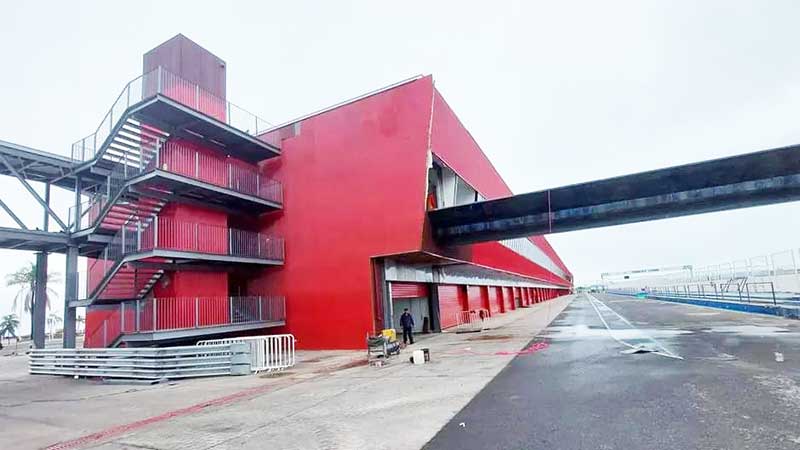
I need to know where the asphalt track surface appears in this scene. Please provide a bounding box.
[424,293,800,450]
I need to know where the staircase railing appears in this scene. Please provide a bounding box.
[69,139,282,232]
[71,66,277,163]
[87,217,284,300]
[84,296,286,348]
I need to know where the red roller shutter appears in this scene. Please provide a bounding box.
[391,282,429,299]
[467,286,483,311]
[438,285,465,329]
[490,287,503,314]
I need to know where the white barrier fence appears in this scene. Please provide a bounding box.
[29,343,251,380]
[198,334,296,373]
[454,309,491,333]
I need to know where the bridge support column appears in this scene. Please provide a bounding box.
[32,252,47,349]
[63,246,79,348]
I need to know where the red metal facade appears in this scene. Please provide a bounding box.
[85,68,573,349]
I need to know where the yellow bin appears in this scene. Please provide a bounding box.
[381,328,397,342]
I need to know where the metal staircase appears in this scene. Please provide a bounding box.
[72,66,283,315]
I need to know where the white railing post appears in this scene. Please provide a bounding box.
[153,298,158,331]
[157,66,162,93]
[135,299,140,332]
[258,296,263,321]
[120,302,125,332]
[155,139,161,169]
[229,296,234,324]
[195,150,199,178]
[195,297,199,328]
[228,163,233,189]
[195,84,200,109]
[137,221,142,251]
[154,216,159,248]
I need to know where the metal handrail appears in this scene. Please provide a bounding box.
[86,217,284,299]
[84,295,286,348]
[69,139,283,231]
[71,66,276,162]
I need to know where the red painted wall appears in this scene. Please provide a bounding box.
[252,77,434,349]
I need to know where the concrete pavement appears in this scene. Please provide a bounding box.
[0,295,573,450]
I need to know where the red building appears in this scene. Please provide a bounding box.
[82,35,571,349]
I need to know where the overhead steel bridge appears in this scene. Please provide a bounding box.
[430,143,800,245]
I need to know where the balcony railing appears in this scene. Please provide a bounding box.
[84,296,286,348]
[154,140,283,204]
[87,217,284,297]
[71,66,278,162]
[68,141,282,232]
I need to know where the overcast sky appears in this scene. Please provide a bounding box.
[2,1,800,327]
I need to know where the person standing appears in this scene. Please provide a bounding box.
[400,308,415,345]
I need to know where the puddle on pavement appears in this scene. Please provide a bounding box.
[543,324,691,340]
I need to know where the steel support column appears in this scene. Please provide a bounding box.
[63,246,79,348]
[32,252,47,349]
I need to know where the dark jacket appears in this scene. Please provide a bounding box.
[400,312,415,329]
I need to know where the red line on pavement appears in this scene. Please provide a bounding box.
[45,383,275,450]
[494,341,549,356]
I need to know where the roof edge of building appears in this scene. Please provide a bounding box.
[259,74,427,134]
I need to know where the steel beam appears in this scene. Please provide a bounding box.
[0,154,69,231]
[431,143,800,245]
[0,197,28,229]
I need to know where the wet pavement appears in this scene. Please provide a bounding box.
[425,293,800,450]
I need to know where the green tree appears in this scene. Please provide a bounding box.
[5,262,60,334]
[0,314,20,345]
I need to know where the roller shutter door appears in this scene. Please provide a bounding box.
[391,282,429,299]
[438,285,465,329]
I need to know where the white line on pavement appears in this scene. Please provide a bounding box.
[585,292,683,360]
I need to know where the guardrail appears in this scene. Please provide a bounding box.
[454,309,491,333]
[84,296,286,348]
[611,280,780,305]
[29,343,251,380]
[71,66,276,162]
[198,334,295,374]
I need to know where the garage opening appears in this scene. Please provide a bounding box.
[391,282,431,334]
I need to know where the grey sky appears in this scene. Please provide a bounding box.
[2,1,800,326]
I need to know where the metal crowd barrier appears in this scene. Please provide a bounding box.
[454,309,491,333]
[29,343,251,380]
[198,334,296,373]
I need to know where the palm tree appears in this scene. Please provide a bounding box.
[5,262,61,335]
[0,314,20,346]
